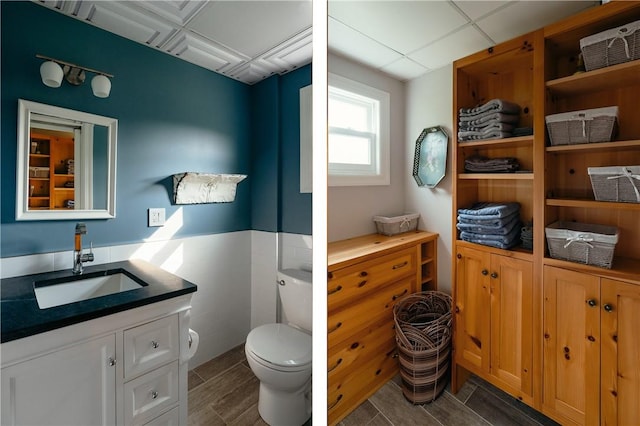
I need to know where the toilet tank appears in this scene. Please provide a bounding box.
[277,269,312,333]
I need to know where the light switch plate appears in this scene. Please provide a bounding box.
[148,208,165,227]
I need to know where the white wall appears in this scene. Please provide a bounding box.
[327,53,406,242]
[405,65,454,294]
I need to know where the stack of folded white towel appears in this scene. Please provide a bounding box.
[457,202,522,249]
[458,99,520,142]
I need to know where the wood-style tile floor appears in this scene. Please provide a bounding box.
[188,344,558,426]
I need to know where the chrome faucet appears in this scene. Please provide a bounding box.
[72,222,94,274]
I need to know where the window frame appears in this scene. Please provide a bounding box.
[328,73,390,186]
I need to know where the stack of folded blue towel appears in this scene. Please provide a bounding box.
[457,202,522,249]
[458,99,520,142]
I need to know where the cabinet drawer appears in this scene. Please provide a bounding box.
[328,279,413,349]
[328,247,415,312]
[328,344,398,424]
[124,315,180,379]
[143,406,179,426]
[124,360,179,426]
[328,318,396,383]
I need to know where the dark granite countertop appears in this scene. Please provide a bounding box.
[1,260,197,343]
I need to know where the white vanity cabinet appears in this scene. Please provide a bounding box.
[1,334,117,426]
[1,295,193,426]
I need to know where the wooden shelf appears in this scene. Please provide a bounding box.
[458,173,534,180]
[456,239,534,262]
[458,135,533,149]
[544,256,640,285]
[546,198,640,211]
[546,139,640,153]
[546,60,640,96]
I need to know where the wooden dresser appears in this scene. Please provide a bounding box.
[327,231,438,424]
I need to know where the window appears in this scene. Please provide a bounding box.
[328,73,390,186]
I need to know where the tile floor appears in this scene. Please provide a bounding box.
[188,344,559,426]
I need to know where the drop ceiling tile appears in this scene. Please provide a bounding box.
[328,17,403,70]
[477,1,598,44]
[409,25,492,70]
[380,58,429,82]
[227,62,275,85]
[329,1,467,54]
[453,1,512,20]
[76,1,176,48]
[259,28,312,73]
[188,1,311,58]
[131,0,208,25]
[166,31,247,73]
[38,0,82,15]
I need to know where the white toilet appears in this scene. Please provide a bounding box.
[245,269,312,426]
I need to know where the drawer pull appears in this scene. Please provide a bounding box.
[328,285,342,295]
[328,322,342,334]
[328,358,343,372]
[392,261,408,270]
[603,304,613,312]
[107,357,116,367]
[151,390,159,399]
[359,271,368,277]
[328,394,343,410]
[151,340,160,349]
[392,289,408,301]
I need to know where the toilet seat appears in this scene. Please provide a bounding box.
[246,324,311,372]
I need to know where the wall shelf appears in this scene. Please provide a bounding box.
[545,60,640,96]
[546,198,640,211]
[546,139,640,153]
[458,173,534,180]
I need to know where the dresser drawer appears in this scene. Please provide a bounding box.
[328,247,415,312]
[124,315,180,379]
[124,360,179,426]
[328,278,413,349]
[143,406,179,426]
[328,344,399,425]
[328,318,397,383]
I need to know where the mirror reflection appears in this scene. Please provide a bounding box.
[17,99,117,220]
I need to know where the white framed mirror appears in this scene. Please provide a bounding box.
[16,99,117,220]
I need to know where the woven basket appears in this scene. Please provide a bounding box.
[393,291,452,404]
[373,213,420,236]
[588,166,640,203]
[580,19,640,71]
[545,221,618,269]
[545,107,618,146]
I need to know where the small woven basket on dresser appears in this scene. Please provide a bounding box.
[580,19,640,71]
[589,166,640,203]
[545,221,619,269]
[545,106,618,146]
[373,213,420,236]
[393,291,452,404]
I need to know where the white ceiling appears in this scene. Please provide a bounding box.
[328,0,600,81]
[35,0,313,85]
[36,1,601,85]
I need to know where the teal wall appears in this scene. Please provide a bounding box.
[1,2,311,257]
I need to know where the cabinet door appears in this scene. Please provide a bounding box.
[454,246,491,373]
[543,266,600,425]
[601,278,640,426]
[489,255,533,401]
[1,334,116,426]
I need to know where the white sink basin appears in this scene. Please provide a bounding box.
[34,271,144,309]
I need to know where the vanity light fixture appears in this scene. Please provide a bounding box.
[36,54,114,98]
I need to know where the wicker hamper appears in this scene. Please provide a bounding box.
[545,221,618,269]
[545,106,618,146]
[589,166,640,203]
[580,19,640,71]
[29,167,49,178]
[393,291,452,404]
[373,213,420,236]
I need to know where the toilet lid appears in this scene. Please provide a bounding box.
[247,324,312,369]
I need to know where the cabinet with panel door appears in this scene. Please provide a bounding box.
[454,244,533,405]
[1,296,191,426]
[543,266,640,426]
